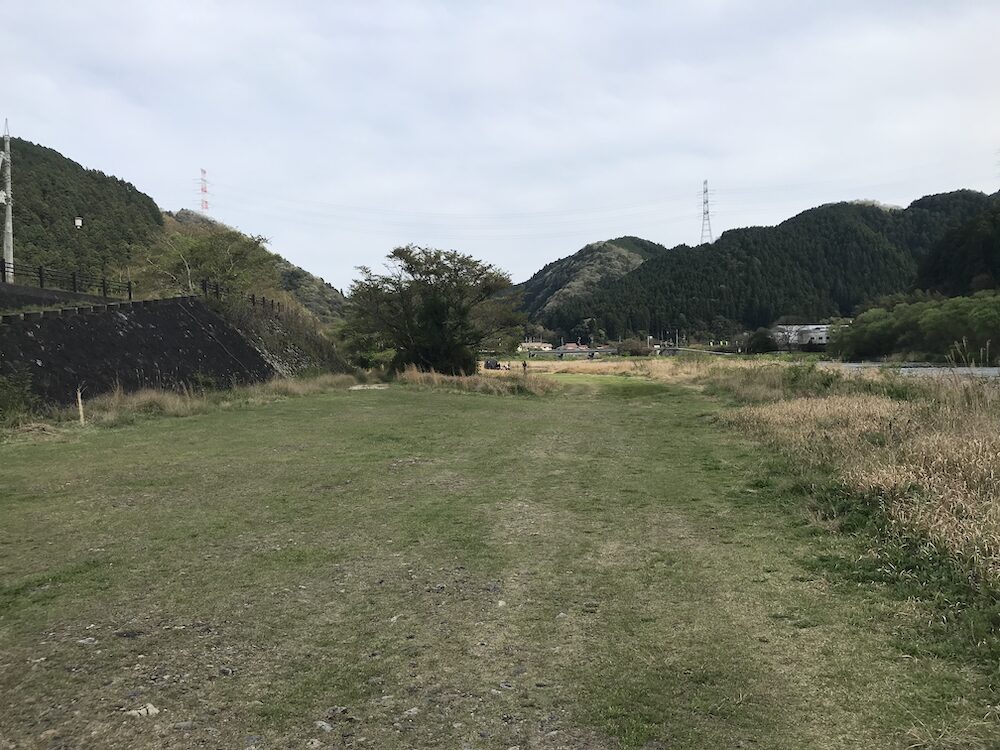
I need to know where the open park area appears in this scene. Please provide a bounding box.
[2,366,999,749]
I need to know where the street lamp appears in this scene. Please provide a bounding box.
[73,217,83,294]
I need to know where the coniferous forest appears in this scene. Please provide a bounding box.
[524,191,998,339]
[8,138,163,276]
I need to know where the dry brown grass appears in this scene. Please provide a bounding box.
[518,355,748,384]
[398,365,556,395]
[691,361,1000,584]
[523,358,645,376]
[48,373,360,429]
[82,384,211,425]
[245,372,358,398]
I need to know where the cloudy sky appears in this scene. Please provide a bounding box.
[5,1,999,288]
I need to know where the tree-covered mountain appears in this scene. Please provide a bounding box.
[916,201,1000,296]
[516,236,666,323]
[4,138,345,322]
[530,191,997,339]
[6,138,163,275]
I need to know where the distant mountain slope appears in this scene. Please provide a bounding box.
[518,235,667,321]
[533,190,996,338]
[916,201,1000,296]
[4,138,344,322]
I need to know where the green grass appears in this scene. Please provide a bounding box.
[1,377,997,748]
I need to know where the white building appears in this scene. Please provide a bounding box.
[772,324,832,349]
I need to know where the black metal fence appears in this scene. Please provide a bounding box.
[0,259,132,299]
[199,279,284,314]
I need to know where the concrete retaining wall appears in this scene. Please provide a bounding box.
[0,297,275,403]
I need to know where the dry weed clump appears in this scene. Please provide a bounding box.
[398,365,556,395]
[524,359,644,376]
[522,354,743,382]
[721,371,1000,584]
[51,373,359,428]
[247,373,358,398]
[83,385,210,425]
[727,394,915,469]
[850,425,1000,578]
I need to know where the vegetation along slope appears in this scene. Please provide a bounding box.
[4,138,345,323]
[525,191,997,339]
[516,236,667,323]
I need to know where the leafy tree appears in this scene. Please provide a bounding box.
[136,229,279,294]
[570,317,605,346]
[831,291,1000,363]
[747,328,779,353]
[619,338,653,356]
[347,245,523,374]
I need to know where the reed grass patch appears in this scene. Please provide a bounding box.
[665,357,1000,585]
[398,365,556,395]
[0,373,361,438]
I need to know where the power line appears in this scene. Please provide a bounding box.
[204,188,704,240]
[207,178,697,221]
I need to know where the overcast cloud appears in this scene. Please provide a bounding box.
[4,1,999,288]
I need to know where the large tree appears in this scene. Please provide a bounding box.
[347,245,522,374]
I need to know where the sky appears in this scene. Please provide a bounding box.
[4,1,1000,289]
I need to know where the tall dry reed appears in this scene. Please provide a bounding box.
[673,358,1000,584]
[398,365,555,395]
[47,373,359,429]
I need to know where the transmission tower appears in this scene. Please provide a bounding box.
[1,119,12,280]
[700,179,713,244]
[199,168,209,212]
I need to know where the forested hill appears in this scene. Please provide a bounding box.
[7,138,163,273]
[517,236,667,320]
[916,200,1000,296]
[147,210,346,323]
[5,137,345,322]
[534,190,996,338]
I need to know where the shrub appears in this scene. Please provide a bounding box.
[619,338,653,356]
[747,328,778,353]
[0,369,39,426]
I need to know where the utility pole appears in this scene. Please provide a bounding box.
[700,179,713,245]
[1,119,12,281]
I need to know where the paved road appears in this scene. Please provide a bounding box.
[822,362,1000,378]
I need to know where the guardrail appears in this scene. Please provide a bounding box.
[0,260,132,299]
[199,278,284,313]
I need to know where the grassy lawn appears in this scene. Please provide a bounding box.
[1,377,995,748]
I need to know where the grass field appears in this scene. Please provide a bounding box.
[2,375,998,748]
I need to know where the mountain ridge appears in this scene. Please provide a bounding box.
[522,190,998,338]
[3,137,345,322]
